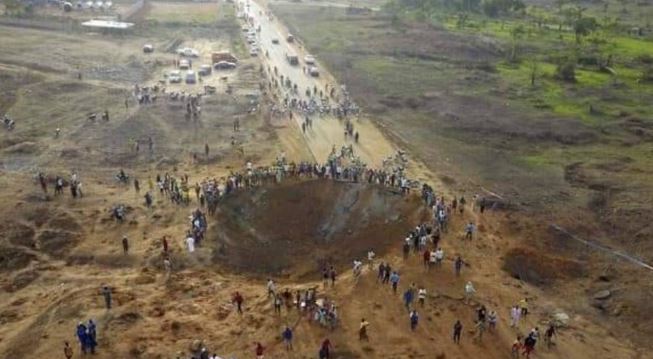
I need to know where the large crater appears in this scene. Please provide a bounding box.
[211,180,423,278]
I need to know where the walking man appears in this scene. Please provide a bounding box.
[101,286,112,309]
[282,326,293,350]
[453,320,463,344]
[122,235,129,255]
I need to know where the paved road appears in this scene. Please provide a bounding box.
[238,0,396,166]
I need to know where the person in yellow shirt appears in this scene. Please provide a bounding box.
[519,298,529,316]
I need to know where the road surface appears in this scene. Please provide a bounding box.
[238,0,396,166]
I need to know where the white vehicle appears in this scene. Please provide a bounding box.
[179,59,190,70]
[214,61,237,70]
[176,47,199,57]
[185,71,197,84]
[143,44,154,53]
[250,49,258,57]
[304,55,315,65]
[308,66,319,77]
[168,70,182,83]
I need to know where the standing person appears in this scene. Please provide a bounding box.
[434,247,444,268]
[319,338,332,359]
[162,236,169,253]
[488,310,497,332]
[464,281,476,303]
[282,326,293,350]
[122,235,129,255]
[423,249,431,269]
[389,271,400,294]
[76,322,88,354]
[367,249,375,270]
[134,178,140,193]
[359,318,369,341]
[255,342,265,359]
[329,266,337,287]
[403,288,414,311]
[511,336,522,358]
[274,294,282,315]
[402,240,410,259]
[544,324,556,348]
[519,298,529,316]
[267,279,276,297]
[475,319,486,342]
[382,264,391,284]
[163,256,172,278]
[101,286,112,309]
[465,222,475,240]
[205,143,210,158]
[523,333,536,358]
[87,319,97,354]
[322,267,329,289]
[232,292,244,314]
[409,310,419,331]
[510,305,521,327]
[453,320,463,344]
[64,341,73,359]
[186,234,195,253]
[454,255,463,276]
[418,287,427,306]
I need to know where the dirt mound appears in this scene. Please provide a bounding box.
[0,246,35,272]
[211,180,423,277]
[36,230,80,257]
[0,221,36,248]
[503,247,586,286]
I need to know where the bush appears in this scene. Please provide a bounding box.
[556,61,576,82]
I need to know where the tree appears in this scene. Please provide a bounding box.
[509,24,525,62]
[556,60,576,82]
[3,0,23,15]
[529,59,539,86]
[574,16,598,44]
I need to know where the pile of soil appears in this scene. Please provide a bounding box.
[211,180,423,277]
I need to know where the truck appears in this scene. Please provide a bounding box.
[286,52,299,66]
[211,51,238,64]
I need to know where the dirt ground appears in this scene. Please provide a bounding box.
[0,0,651,358]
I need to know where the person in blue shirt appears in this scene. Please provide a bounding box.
[282,326,293,350]
[403,288,414,311]
[410,310,419,331]
[389,271,400,294]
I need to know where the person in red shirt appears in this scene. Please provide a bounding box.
[233,292,244,314]
[423,249,430,269]
[255,342,265,359]
[319,338,332,359]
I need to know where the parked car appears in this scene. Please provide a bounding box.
[168,70,182,83]
[271,38,279,44]
[185,71,197,84]
[176,47,199,57]
[198,64,212,76]
[214,61,237,70]
[308,66,319,77]
[286,34,294,43]
[250,49,259,57]
[304,55,315,65]
[143,44,154,53]
[179,59,190,70]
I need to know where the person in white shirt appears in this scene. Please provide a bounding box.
[464,281,476,303]
[435,248,444,267]
[367,249,375,269]
[418,287,427,306]
[186,236,195,253]
[267,279,276,297]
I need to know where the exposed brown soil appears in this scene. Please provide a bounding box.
[213,180,423,277]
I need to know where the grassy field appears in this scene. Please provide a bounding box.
[146,1,219,24]
[273,3,653,253]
